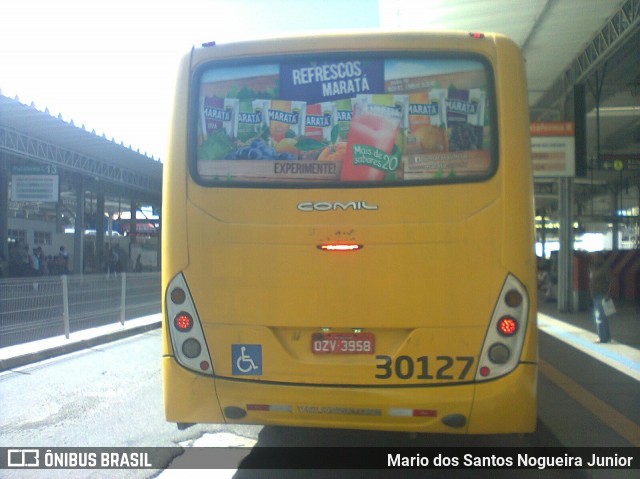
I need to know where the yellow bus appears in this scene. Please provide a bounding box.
[162,31,537,434]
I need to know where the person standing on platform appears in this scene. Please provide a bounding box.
[589,253,611,343]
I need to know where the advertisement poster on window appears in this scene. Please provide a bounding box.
[196,57,493,184]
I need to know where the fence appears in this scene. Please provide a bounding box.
[0,272,160,348]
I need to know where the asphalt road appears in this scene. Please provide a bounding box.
[0,329,259,478]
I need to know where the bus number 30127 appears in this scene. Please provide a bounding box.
[375,355,475,381]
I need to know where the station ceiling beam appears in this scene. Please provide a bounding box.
[0,126,162,200]
[533,0,640,118]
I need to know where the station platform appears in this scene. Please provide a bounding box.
[537,299,640,349]
[0,304,638,381]
[537,299,640,382]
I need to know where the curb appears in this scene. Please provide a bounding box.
[0,321,161,372]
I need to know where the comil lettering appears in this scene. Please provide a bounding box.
[297,201,379,212]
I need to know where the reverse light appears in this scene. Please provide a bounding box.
[182,338,202,358]
[488,343,511,364]
[318,244,363,252]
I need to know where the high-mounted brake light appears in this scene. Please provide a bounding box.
[469,32,485,39]
[318,244,363,252]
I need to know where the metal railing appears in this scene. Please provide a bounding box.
[0,272,160,348]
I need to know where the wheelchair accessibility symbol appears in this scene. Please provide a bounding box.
[232,344,262,375]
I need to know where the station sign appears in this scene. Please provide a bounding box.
[11,165,59,202]
[598,154,640,172]
[530,122,575,178]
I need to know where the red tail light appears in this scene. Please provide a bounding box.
[174,312,193,332]
[497,316,518,336]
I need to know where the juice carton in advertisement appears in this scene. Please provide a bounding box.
[339,98,403,182]
[267,100,306,159]
[268,100,306,142]
[334,98,355,141]
[301,102,341,161]
[406,89,448,153]
[446,88,486,151]
[237,99,267,142]
[251,99,271,132]
[304,102,336,142]
[201,96,239,140]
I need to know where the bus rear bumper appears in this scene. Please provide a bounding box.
[467,362,537,433]
[162,356,225,425]
[163,357,537,434]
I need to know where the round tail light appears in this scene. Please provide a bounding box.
[497,316,518,336]
[174,312,193,332]
[170,287,186,304]
[488,343,511,364]
[182,338,202,358]
[504,289,522,307]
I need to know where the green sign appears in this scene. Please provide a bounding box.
[599,155,640,172]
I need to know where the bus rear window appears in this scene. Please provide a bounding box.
[193,55,494,186]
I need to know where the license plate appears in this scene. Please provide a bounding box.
[311,332,375,354]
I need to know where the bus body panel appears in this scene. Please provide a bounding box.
[468,364,537,434]
[162,54,192,359]
[182,192,516,387]
[492,35,538,367]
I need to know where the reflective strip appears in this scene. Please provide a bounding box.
[247,404,292,412]
[388,408,437,417]
[414,409,437,417]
